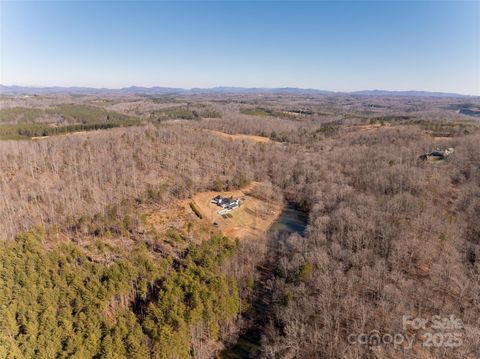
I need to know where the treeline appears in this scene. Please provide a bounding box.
[240,106,305,120]
[0,107,43,124]
[0,104,133,125]
[0,104,140,139]
[0,121,138,139]
[0,228,239,358]
[409,119,479,137]
[150,106,222,121]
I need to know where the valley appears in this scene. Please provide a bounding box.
[0,92,479,358]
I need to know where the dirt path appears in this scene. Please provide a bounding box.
[31,131,88,140]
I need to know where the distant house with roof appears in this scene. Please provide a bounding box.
[212,195,241,210]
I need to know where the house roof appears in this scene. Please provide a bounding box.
[212,196,240,206]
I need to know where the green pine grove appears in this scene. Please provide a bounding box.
[0,228,239,358]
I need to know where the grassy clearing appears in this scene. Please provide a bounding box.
[150,106,221,121]
[46,104,132,123]
[0,107,44,123]
[187,182,282,240]
[240,107,276,117]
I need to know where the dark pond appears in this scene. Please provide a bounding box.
[219,203,308,359]
[459,108,480,117]
[268,202,309,236]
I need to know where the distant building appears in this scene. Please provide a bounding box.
[212,195,241,210]
[420,147,454,161]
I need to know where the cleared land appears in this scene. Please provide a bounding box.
[347,123,393,132]
[186,182,282,240]
[141,182,282,258]
[207,130,272,144]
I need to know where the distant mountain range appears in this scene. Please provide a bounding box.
[0,85,474,98]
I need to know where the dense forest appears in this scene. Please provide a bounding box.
[0,93,479,358]
[0,229,239,358]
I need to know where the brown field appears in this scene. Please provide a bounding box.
[206,129,272,144]
[347,123,393,132]
[186,182,282,240]
[141,182,282,254]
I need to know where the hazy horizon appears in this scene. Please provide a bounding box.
[1,1,479,95]
[1,83,477,97]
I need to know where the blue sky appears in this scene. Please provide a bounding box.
[1,1,479,94]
